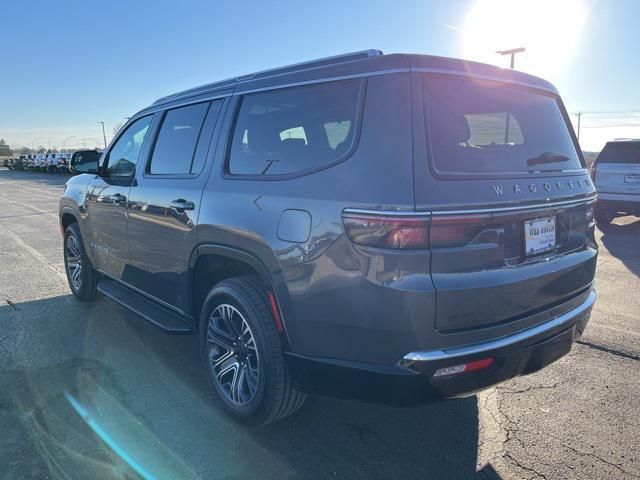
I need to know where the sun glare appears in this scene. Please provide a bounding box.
[463,0,589,79]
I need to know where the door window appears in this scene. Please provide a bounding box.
[148,102,210,175]
[104,116,152,178]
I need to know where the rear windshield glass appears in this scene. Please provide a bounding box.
[596,142,640,164]
[425,77,582,174]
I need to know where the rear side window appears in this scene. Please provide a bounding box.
[425,77,582,175]
[596,142,640,164]
[227,79,361,176]
[149,102,210,175]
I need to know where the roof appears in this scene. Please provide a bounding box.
[146,50,558,112]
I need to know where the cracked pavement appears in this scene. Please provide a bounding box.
[1,168,639,479]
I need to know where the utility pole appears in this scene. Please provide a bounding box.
[575,112,582,141]
[98,121,107,149]
[496,47,526,69]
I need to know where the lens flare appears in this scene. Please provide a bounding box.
[463,0,589,79]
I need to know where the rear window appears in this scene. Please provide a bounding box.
[596,142,640,164]
[425,77,582,175]
[227,79,361,176]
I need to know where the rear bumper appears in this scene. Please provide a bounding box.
[286,289,595,406]
[597,194,640,214]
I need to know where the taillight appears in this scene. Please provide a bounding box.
[429,214,493,248]
[342,212,429,249]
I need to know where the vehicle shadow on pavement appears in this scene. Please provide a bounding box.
[0,295,501,479]
[598,217,640,279]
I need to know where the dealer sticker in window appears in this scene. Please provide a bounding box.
[524,216,556,255]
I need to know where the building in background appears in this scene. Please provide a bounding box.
[0,139,12,157]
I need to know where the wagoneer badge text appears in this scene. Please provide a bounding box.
[491,178,592,196]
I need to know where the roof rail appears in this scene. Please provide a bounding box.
[152,49,383,106]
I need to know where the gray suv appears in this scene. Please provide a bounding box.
[59,50,597,425]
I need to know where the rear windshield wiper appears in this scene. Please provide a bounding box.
[526,152,570,166]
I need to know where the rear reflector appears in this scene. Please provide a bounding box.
[433,358,494,378]
[342,212,429,249]
[267,291,284,333]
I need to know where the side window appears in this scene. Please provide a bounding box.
[148,102,210,175]
[104,116,152,178]
[228,79,361,176]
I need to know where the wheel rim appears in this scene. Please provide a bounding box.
[65,235,83,290]
[207,304,260,406]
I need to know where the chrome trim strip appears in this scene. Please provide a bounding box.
[344,196,596,218]
[237,68,409,95]
[342,208,430,217]
[430,196,597,216]
[402,290,596,363]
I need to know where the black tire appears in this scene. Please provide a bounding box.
[594,207,614,225]
[63,223,99,301]
[200,276,305,425]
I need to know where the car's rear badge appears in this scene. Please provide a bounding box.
[491,178,592,195]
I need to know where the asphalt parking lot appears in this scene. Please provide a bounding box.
[0,168,638,480]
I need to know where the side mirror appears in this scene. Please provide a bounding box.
[70,153,100,175]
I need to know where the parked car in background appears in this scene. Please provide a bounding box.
[56,153,71,173]
[43,153,57,172]
[59,50,597,425]
[20,155,31,171]
[592,139,640,224]
[31,154,43,171]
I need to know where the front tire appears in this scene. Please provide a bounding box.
[63,223,98,301]
[200,276,305,425]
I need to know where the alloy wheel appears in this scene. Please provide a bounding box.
[65,235,83,290]
[207,304,260,406]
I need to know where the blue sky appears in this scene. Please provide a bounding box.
[1,0,638,151]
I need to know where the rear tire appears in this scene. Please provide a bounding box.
[63,223,98,301]
[199,276,305,425]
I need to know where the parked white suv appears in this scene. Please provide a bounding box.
[592,139,640,224]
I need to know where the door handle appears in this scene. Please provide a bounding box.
[170,199,195,211]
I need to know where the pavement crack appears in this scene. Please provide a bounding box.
[576,340,640,362]
[340,418,384,445]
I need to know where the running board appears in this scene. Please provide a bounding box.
[98,278,191,333]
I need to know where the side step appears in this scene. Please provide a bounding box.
[98,278,191,334]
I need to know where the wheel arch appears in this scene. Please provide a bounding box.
[189,244,293,344]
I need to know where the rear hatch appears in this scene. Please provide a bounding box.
[594,141,640,196]
[415,74,597,332]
